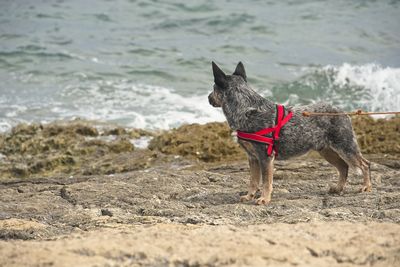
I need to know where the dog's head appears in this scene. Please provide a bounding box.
[208,61,247,108]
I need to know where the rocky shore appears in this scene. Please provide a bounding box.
[0,116,399,266]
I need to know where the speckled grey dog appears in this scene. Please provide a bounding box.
[208,62,371,205]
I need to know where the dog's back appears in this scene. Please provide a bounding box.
[277,102,359,160]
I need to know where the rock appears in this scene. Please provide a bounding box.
[100,209,113,217]
[148,122,245,162]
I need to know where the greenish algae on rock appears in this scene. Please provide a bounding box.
[0,116,398,179]
[0,120,155,179]
[352,115,400,154]
[148,122,245,162]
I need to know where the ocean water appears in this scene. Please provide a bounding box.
[0,0,399,132]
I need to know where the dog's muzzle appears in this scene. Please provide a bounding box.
[208,94,217,107]
[208,93,221,107]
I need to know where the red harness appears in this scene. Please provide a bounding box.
[236,104,293,157]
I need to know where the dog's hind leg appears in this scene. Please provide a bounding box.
[359,156,372,192]
[330,145,372,193]
[319,147,349,194]
[240,156,261,202]
[255,155,274,205]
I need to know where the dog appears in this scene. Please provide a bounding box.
[208,61,372,205]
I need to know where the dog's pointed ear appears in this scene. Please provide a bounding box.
[233,61,247,82]
[212,61,227,88]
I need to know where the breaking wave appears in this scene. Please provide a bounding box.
[61,82,226,130]
[0,81,225,132]
[272,63,400,114]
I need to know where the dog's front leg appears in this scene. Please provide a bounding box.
[256,155,274,205]
[240,156,260,202]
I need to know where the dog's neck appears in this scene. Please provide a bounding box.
[222,85,275,131]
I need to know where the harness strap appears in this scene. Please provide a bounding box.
[236,132,274,145]
[274,106,293,140]
[236,104,293,157]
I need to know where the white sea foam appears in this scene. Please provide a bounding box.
[0,121,12,133]
[130,136,153,149]
[324,63,400,113]
[60,81,225,130]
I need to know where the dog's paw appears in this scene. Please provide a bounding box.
[328,185,344,195]
[240,194,255,202]
[255,197,270,205]
[360,185,372,193]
